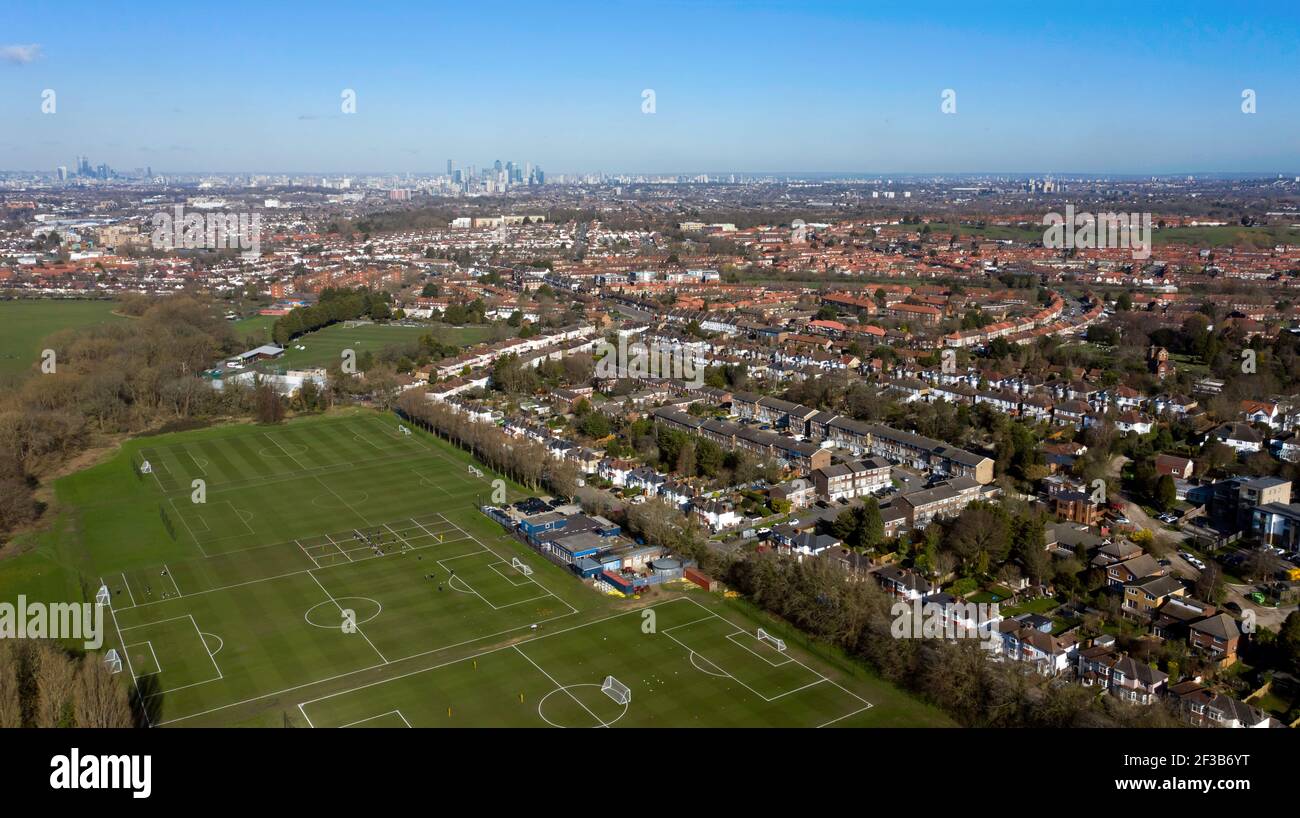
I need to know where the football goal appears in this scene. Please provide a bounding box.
[601,675,631,706]
[104,649,122,675]
[467,465,484,478]
[510,557,534,576]
[398,424,411,436]
[756,628,787,652]
[95,584,111,607]
[139,459,153,474]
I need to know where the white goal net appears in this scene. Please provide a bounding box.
[601,675,631,705]
[104,649,122,675]
[398,424,411,436]
[511,557,534,576]
[467,465,483,478]
[757,628,786,652]
[139,460,152,474]
[95,584,111,607]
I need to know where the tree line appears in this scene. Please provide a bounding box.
[719,549,1179,727]
[0,295,316,542]
[271,288,393,346]
[0,640,134,727]
[395,390,579,498]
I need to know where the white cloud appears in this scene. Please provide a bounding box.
[1,44,43,65]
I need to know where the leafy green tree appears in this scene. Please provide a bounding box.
[831,501,884,551]
[1155,474,1177,511]
[578,412,611,439]
[1278,612,1300,676]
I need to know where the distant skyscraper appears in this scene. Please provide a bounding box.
[447,159,453,175]
[56,166,67,181]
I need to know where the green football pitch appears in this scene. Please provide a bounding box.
[256,321,493,372]
[58,411,946,727]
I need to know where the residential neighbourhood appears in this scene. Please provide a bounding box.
[6,4,1300,766]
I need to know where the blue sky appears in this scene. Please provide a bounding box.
[1,0,1298,174]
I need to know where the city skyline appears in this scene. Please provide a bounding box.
[2,0,1299,175]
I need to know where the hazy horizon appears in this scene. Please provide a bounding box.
[3,0,1299,175]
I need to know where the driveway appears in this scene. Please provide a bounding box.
[1221,582,1292,630]
[1116,496,1187,551]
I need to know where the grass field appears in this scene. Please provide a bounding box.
[230,314,277,347]
[262,322,494,371]
[2,409,950,727]
[0,299,124,379]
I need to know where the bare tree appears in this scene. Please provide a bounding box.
[0,642,22,728]
[34,643,78,727]
[73,655,133,728]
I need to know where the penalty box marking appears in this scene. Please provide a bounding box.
[126,511,581,724]
[297,597,865,730]
[676,597,874,726]
[725,631,795,667]
[351,420,421,452]
[487,561,534,586]
[294,599,701,728]
[172,499,257,542]
[435,550,553,611]
[434,516,570,612]
[100,577,150,727]
[410,468,453,497]
[123,639,163,677]
[659,626,818,704]
[116,613,225,697]
[367,415,477,477]
[338,709,412,728]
